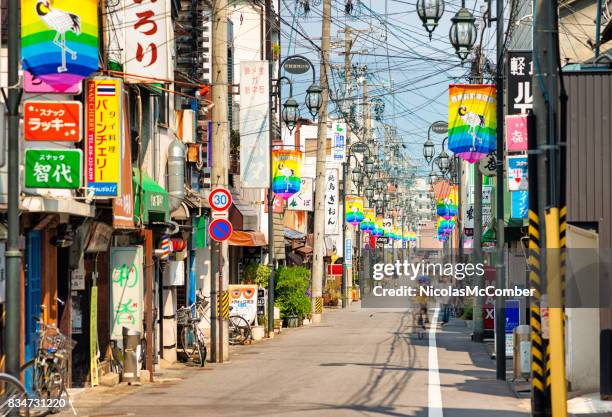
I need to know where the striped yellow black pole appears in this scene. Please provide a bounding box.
[218,291,230,320]
[315,297,323,314]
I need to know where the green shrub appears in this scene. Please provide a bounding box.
[241,263,270,288]
[461,305,473,320]
[275,266,311,319]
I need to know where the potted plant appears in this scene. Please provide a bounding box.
[275,266,311,327]
[241,263,270,287]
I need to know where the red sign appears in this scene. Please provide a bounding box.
[327,264,343,276]
[264,192,285,213]
[209,187,232,211]
[483,266,495,330]
[24,101,82,142]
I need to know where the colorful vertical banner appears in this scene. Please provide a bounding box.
[113,93,135,228]
[345,196,365,226]
[86,77,122,197]
[21,0,98,93]
[360,208,375,231]
[272,149,302,200]
[448,84,497,163]
[372,217,384,237]
[506,114,528,152]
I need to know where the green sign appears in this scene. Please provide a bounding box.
[25,149,82,189]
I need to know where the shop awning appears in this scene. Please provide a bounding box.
[284,227,306,240]
[228,230,267,247]
[133,168,170,224]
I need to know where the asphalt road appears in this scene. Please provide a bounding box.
[64,306,531,417]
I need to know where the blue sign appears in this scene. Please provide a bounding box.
[507,155,529,191]
[208,218,233,242]
[511,190,529,219]
[345,239,352,264]
[505,299,520,334]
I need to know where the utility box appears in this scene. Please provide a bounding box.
[513,325,531,380]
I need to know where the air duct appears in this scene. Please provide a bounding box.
[167,138,186,212]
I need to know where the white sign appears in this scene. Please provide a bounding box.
[71,270,86,291]
[124,0,170,81]
[240,61,270,188]
[463,203,493,229]
[469,185,493,205]
[332,123,346,160]
[288,177,314,211]
[229,285,258,325]
[110,246,144,342]
[325,169,339,234]
[164,260,185,286]
[209,187,232,211]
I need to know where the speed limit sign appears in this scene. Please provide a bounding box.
[209,187,232,211]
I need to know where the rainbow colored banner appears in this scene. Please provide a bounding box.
[372,217,384,237]
[22,0,98,93]
[437,185,458,220]
[360,208,375,231]
[448,84,497,163]
[346,196,365,226]
[272,149,302,200]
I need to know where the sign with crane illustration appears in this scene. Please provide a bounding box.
[21,0,99,93]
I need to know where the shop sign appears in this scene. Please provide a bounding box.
[25,149,82,189]
[288,177,314,211]
[507,155,529,191]
[124,0,169,81]
[332,123,346,160]
[283,56,310,75]
[324,169,339,234]
[506,114,528,152]
[110,246,144,341]
[511,190,529,219]
[86,78,122,197]
[507,51,533,115]
[229,284,258,325]
[24,101,82,142]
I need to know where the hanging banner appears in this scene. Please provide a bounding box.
[272,149,302,200]
[288,177,314,211]
[85,77,122,197]
[110,246,144,341]
[383,218,393,237]
[448,84,497,163]
[123,0,169,81]
[507,51,533,115]
[507,155,529,191]
[332,122,346,160]
[345,196,365,226]
[372,217,384,237]
[24,101,82,142]
[21,0,98,93]
[511,190,529,219]
[240,61,270,188]
[360,208,375,231]
[506,114,529,152]
[113,93,135,228]
[324,169,339,234]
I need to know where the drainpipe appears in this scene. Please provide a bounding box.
[167,138,186,212]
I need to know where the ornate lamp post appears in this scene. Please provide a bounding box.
[416,0,445,39]
[449,5,478,62]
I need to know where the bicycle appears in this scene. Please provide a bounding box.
[0,372,29,417]
[228,308,252,346]
[105,340,123,375]
[20,319,74,415]
[177,293,208,367]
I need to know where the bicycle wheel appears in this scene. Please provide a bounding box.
[44,363,66,414]
[0,373,28,417]
[180,326,197,363]
[195,331,207,367]
[228,316,251,345]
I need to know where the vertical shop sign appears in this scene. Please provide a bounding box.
[506,114,529,152]
[507,51,533,115]
[324,168,339,234]
[110,246,144,341]
[123,0,169,80]
[332,123,346,160]
[507,155,529,191]
[90,284,99,386]
[240,61,270,188]
[113,94,135,228]
[288,177,314,211]
[86,78,122,197]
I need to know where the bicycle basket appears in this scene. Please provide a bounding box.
[176,307,192,326]
[40,326,70,352]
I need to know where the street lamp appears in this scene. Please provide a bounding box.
[281,97,300,133]
[351,166,362,185]
[365,157,374,175]
[306,83,323,117]
[437,149,450,174]
[365,185,375,201]
[423,138,435,163]
[416,0,445,40]
[376,179,385,193]
[449,6,478,61]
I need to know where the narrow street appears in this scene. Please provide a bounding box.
[64,306,528,417]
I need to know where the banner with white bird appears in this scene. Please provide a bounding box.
[448,84,497,164]
[272,149,302,200]
[22,0,98,93]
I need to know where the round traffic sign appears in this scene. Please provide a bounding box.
[209,187,232,211]
[208,218,233,242]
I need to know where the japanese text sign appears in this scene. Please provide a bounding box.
[124,0,169,81]
[507,51,533,115]
[332,123,346,160]
[325,168,339,234]
[507,155,529,191]
[25,149,82,189]
[24,101,82,142]
[86,78,122,197]
[506,114,528,152]
[511,191,529,219]
[288,177,314,211]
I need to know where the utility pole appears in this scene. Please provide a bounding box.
[494,0,507,380]
[534,0,566,414]
[211,0,230,362]
[311,0,332,322]
[5,0,21,378]
[265,0,276,337]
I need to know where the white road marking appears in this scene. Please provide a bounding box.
[428,307,443,417]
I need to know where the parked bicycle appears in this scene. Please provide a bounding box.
[0,372,29,417]
[19,318,74,414]
[176,292,208,367]
[228,308,251,346]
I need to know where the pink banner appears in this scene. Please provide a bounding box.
[505,114,528,152]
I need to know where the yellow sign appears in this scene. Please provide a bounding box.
[90,285,99,386]
[86,78,122,197]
